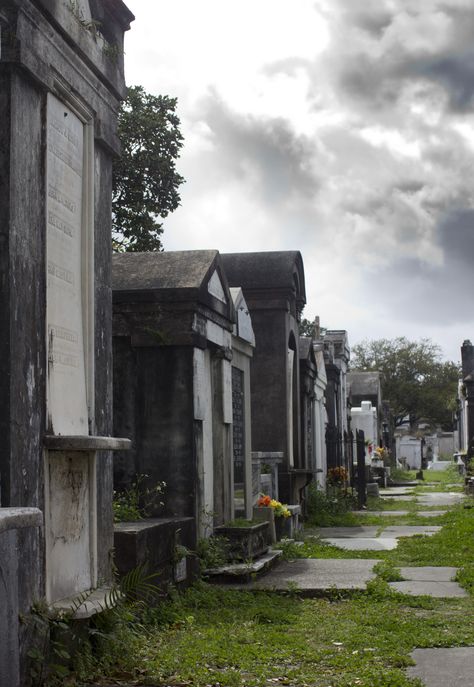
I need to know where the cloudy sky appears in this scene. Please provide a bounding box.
[123,0,474,362]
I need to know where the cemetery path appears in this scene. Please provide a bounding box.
[84,481,474,687]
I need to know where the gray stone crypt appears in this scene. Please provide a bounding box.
[0,0,133,683]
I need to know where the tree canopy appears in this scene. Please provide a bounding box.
[299,316,326,338]
[112,85,185,252]
[351,337,460,430]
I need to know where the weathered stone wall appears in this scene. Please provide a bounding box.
[246,308,289,453]
[113,342,197,520]
[0,0,132,677]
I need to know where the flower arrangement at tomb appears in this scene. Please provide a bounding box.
[257,494,291,518]
[327,466,348,485]
[373,446,390,463]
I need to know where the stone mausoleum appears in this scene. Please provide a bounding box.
[112,250,240,538]
[0,0,133,683]
[221,251,312,505]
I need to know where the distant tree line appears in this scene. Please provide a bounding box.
[351,337,460,431]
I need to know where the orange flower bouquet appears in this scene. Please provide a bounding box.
[257,494,291,518]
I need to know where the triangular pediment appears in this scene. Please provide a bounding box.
[207,269,227,304]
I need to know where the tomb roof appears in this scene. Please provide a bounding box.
[113,250,220,291]
[112,250,234,323]
[221,251,306,303]
[347,371,382,396]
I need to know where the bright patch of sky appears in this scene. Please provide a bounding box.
[123,0,474,362]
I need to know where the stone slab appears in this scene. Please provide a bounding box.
[416,492,465,506]
[407,647,474,686]
[417,510,447,517]
[355,510,447,517]
[311,526,379,538]
[390,481,419,487]
[323,537,399,551]
[379,487,416,496]
[389,581,467,597]
[354,510,410,517]
[381,525,441,536]
[206,550,282,583]
[226,558,381,594]
[380,495,415,501]
[398,566,458,582]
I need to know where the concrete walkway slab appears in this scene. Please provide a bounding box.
[417,510,447,517]
[311,526,379,538]
[407,647,474,686]
[388,566,467,598]
[323,537,398,551]
[379,487,416,496]
[354,510,447,517]
[390,580,467,597]
[381,525,441,536]
[398,566,458,581]
[354,510,410,517]
[225,558,381,594]
[312,524,441,552]
[416,492,464,506]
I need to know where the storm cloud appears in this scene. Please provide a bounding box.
[124,0,474,361]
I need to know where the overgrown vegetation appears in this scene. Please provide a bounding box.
[113,473,165,522]
[195,535,230,570]
[305,483,358,526]
[27,565,162,686]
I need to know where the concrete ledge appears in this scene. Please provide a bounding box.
[251,452,284,460]
[0,508,42,534]
[44,435,131,451]
[50,586,118,620]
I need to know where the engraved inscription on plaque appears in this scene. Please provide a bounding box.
[46,94,89,435]
[232,366,245,515]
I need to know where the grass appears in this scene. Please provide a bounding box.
[72,581,474,687]
[45,467,472,687]
[415,464,464,492]
[53,498,474,687]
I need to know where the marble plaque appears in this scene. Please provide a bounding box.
[46,452,94,601]
[46,94,88,435]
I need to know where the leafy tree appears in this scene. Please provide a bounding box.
[112,85,185,252]
[351,337,460,430]
[299,316,326,338]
